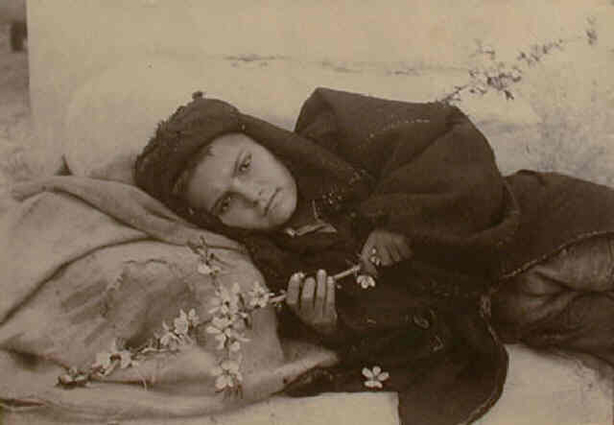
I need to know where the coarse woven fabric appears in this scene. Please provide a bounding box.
[0,176,338,421]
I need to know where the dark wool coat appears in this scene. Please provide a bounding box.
[293,88,614,281]
[276,88,614,425]
[269,88,513,425]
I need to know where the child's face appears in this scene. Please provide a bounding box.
[184,133,298,230]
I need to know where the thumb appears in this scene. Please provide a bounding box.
[359,256,379,277]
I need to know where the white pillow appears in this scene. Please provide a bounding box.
[63,54,542,184]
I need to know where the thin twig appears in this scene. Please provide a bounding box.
[332,264,362,281]
[268,264,364,303]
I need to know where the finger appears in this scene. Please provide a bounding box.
[316,270,327,315]
[360,257,379,277]
[325,276,336,316]
[362,239,383,269]
[301,277,316,311]
[286,272,303,309]
[387,241,402,263]
[360,239,373,266]
[378,242,393,266]
[362,230,379,257]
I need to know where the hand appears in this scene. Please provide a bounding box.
[286,269,337,335]
[360,228,412,276]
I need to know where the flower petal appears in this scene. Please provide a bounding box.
[372,366,381,375]
[188,309,200,325]
[378,372,390,381]
[198,262,213,275]
[206,326,221,335]
[119,352,132,369]
[364,380,378,388]
[215,375,229,390]
[221,359,240,372]
[215,335,227,350]
[362,367,374,379]
[174,317,190,335]
[213,316,232,329]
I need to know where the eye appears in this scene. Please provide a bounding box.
[239,154,251,173]
[218,195,233,215]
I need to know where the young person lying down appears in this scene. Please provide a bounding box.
[133,87,614,424]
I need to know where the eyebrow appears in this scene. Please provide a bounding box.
[210,149,243,215]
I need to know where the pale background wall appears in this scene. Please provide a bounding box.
[27,0,614,185]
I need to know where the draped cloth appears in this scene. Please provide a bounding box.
[0,176,339,422]
[0,181,508,425]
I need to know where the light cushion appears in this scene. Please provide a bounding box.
[63,54,542,185]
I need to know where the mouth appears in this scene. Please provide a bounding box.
[265,189,279,215]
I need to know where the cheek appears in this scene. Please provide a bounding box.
[271,160,296,191]
[222,203,267,229]
[282,169,297,206]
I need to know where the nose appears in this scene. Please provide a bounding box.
[235,180,268,210]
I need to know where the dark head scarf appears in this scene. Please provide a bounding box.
[134,92,374,288]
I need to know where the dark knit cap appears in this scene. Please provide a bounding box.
[134,92,241,215]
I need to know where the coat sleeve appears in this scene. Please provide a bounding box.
[295,88,509,261]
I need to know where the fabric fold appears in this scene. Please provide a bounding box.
[0,176,338,421]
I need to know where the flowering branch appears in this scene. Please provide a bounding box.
[194,237,375,395]
[57,236,377,396]
[440,18,598,104]
[56,308,201,389]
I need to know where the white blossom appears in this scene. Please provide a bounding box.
[198,261,221,276]
[212,359,243,390]
[362,366,390,389]
[159,321,182,350]
[174,309,190,335]
[92,351,113,372]
[209,283,242,315]
[92,339,134,375]
[206,316,234,347]
[357,274,376,289]
[248,281,271,308]
[187,308,201,327]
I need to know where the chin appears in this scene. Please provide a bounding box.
[282,199,297,222]
[271,211,291,228]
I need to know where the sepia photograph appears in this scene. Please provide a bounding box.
[1,1,613,424]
